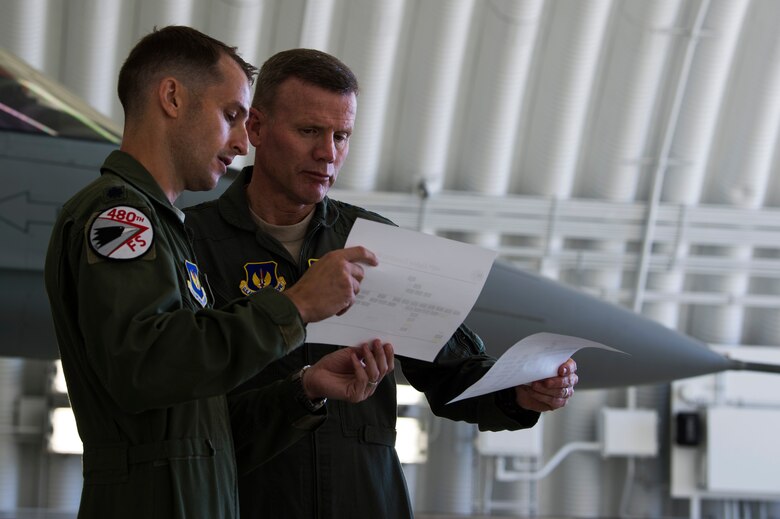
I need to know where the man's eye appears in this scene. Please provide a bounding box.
[225,112,237,122]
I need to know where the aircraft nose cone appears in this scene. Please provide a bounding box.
[464,261,733,389]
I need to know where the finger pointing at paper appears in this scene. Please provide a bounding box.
[284,246,378,323]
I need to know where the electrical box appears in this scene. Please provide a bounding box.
[705,407,780,494]
[476,416,544,457]
[599,407,658,457]
[671,346,780,500]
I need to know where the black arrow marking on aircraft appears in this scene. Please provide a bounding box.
[0,191,60,233]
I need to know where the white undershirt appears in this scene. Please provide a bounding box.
[247,200,314,264]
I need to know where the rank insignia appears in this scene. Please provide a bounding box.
[185,260,208,307]
[240,261,287,295]
[88,205,154,260]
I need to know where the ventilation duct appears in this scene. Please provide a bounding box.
[394,0,475,195]
[300,0,337,50]
[338,0,406,191]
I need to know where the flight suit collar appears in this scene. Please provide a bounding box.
[100,150,184,222]
[218,166,340,232]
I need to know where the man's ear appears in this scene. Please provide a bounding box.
[246,107,266,146]
[158,77,183,118]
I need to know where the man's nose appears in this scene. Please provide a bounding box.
[314,134,336,163]
[231,125,249,156]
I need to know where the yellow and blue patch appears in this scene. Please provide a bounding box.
[239,261,287,295]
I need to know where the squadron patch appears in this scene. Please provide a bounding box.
[185,260,208,307]
[88,206,154,260]
[239,261,287,295]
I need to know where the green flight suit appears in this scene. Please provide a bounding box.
[184,168,541,519]
[45,151,324,519]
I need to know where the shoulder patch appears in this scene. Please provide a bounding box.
[185,260,208,307]
[88,205,154,260]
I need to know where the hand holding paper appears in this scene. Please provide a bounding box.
[306,219,497,361]
[447,332,626,404]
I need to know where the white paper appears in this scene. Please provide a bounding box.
[447,332,626,404]
[306,219,497,361]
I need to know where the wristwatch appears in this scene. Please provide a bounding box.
[292,365,327,412]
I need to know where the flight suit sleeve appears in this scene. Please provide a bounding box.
[59,203,305,414]
[228,376,326,476]
[401,324,540,431]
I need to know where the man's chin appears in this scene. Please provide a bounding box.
[189,176,221,193]
[209,171,226,188]
[307,186,331,204]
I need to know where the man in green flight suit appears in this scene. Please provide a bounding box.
[185,48,578,518]
[44,27,393,519]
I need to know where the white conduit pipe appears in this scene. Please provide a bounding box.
[494,442,600,481]
[337,0,406,192]
[624,0,709,419]
[300,0,338,51]
[577,0,681,298]
[462,0,543,196]
[568,15,684,516]
[394,0,475,195]
[660,0,749,205]
[61,0,124,117]
[635,0,713,328]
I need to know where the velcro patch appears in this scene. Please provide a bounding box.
[88,206,154,260]
[185,260,208,307]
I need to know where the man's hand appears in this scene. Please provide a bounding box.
[303,339,394,403]
[514,358,578,412]
[283,246,378,323]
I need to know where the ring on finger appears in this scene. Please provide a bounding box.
[368,380,379,387]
